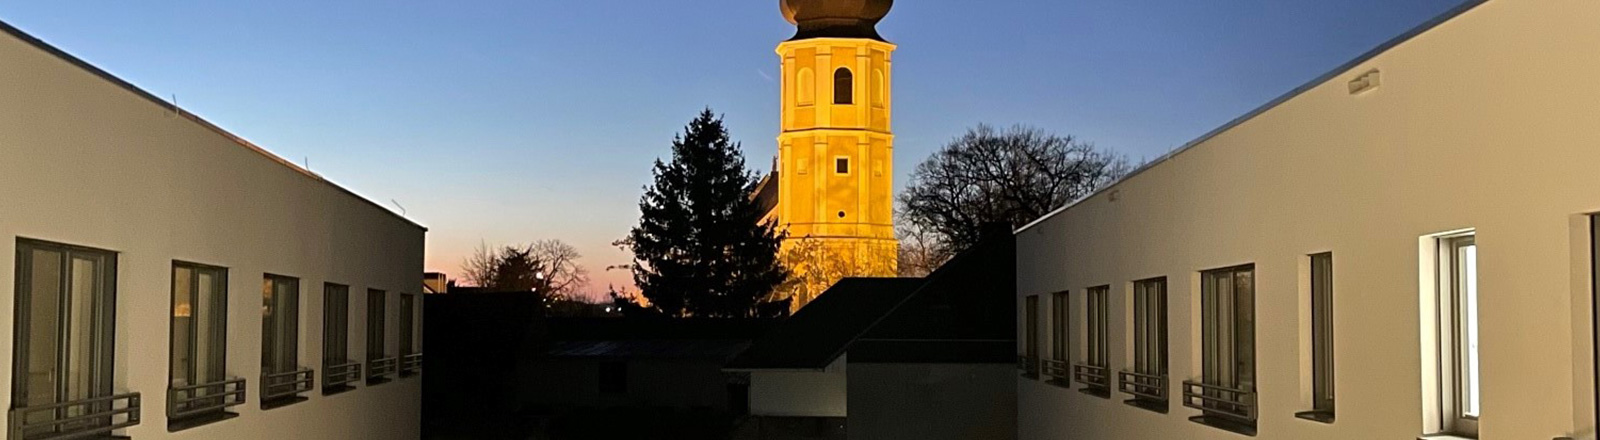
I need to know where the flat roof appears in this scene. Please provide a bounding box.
[1016,0,1491,234]
[0,18,427,231]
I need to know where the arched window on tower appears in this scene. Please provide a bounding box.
[834,67,854,105]
[796,68,814,106]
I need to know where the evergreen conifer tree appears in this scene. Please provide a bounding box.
[626,109,791,318]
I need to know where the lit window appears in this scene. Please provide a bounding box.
[1121,278,1168,411]
[1184,265,1257,435]
[834,67,854,105]
[169,262,242,427]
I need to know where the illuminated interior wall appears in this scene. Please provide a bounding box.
[0,22,426,440]
[1016,0,1600,439]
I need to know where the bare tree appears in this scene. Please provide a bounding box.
[900,124,1131,254]
[461,241,499,288]
[529,239,590,300]
[896,220,951,278]
[460,239,590,300]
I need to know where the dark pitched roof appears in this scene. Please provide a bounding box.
[848,232,1017,364]
[724,278,923,370]
[752,172,780,219]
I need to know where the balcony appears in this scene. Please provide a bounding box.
[167,378,245,429]
[1041,359,1070,388]
[324,361,363,394]
[1181,380,1258,436]
[401,353,424,377]
[7,392,141,440]
[261,368,314,409]
[1072,363,1111,398]
[368,357,398,385]
[1016,355,1039,379]
[1117,371,1168,413]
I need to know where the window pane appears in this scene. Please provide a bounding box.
[23,248,63,408]
[1311,253,1335,411]
[1234,268,1255,390]
[196,269,223,383]
[1462,244,1480,417]
[171,266,194,386]
[66,256,99,404]
[399,294,415,357]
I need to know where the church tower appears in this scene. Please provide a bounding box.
[760,0,899,310]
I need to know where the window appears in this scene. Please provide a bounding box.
[835,157,851,175]
[323,283,359,394]
[1184,265,1257,435]
[1076,286,1111,396]
[1020,295,1040,378]
[1122,278,1167,410]
[599,361,628,394]
[10,239,138,439]
[1434,234,1479,436]
[399,293,420,376]
[834,67,854,105]
[1298,253,1336,423]
[261,275,309,407]
[168,262,242,428]
[1046,291,1070,386]
[367,289,395,384]
[796,68,814,106]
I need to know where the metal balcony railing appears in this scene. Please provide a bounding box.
[324,361,362,389]
[1182,380,1258,422]
[7,392,141,440]
[1117,371,1168,402]
[1073,363,1110,394]
[1016,355,1039,378]
[167,378,246,419]
[401,353,423,375]
[1042,359,1070,386]
[367,357,398,380]
[261,368,314,402]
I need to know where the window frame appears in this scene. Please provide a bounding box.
[1050,291,1070,386]
[1298,252,1337,423]
[1187,263,1258,433]
[834,156,851,175]
[1437,234,1479,436]
[367,289,394,384]
[1087,285,1110,368]
[167,261,237,426]
[10,238,121,437]
[322,283,358,394]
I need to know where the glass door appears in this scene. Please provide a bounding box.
[12,239,116,436]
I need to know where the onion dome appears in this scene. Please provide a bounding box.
[780,0,893,42]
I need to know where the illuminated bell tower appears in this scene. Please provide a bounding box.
[770,0,899,305]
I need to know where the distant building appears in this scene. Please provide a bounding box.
[728,230,1017,440]
[1016,1,1600,439]
[0,18,425,440]
[424,272,449,294]
[758,0,901,311]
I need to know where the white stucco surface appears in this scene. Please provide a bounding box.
[1018,0,1600,438]
[0,21,426,440]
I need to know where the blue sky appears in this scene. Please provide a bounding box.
[0,0,1467,298]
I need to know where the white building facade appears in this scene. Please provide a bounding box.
[1016,0,1600,439]
[1,19,426,440]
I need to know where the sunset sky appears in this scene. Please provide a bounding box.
[0,0,1465,300]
